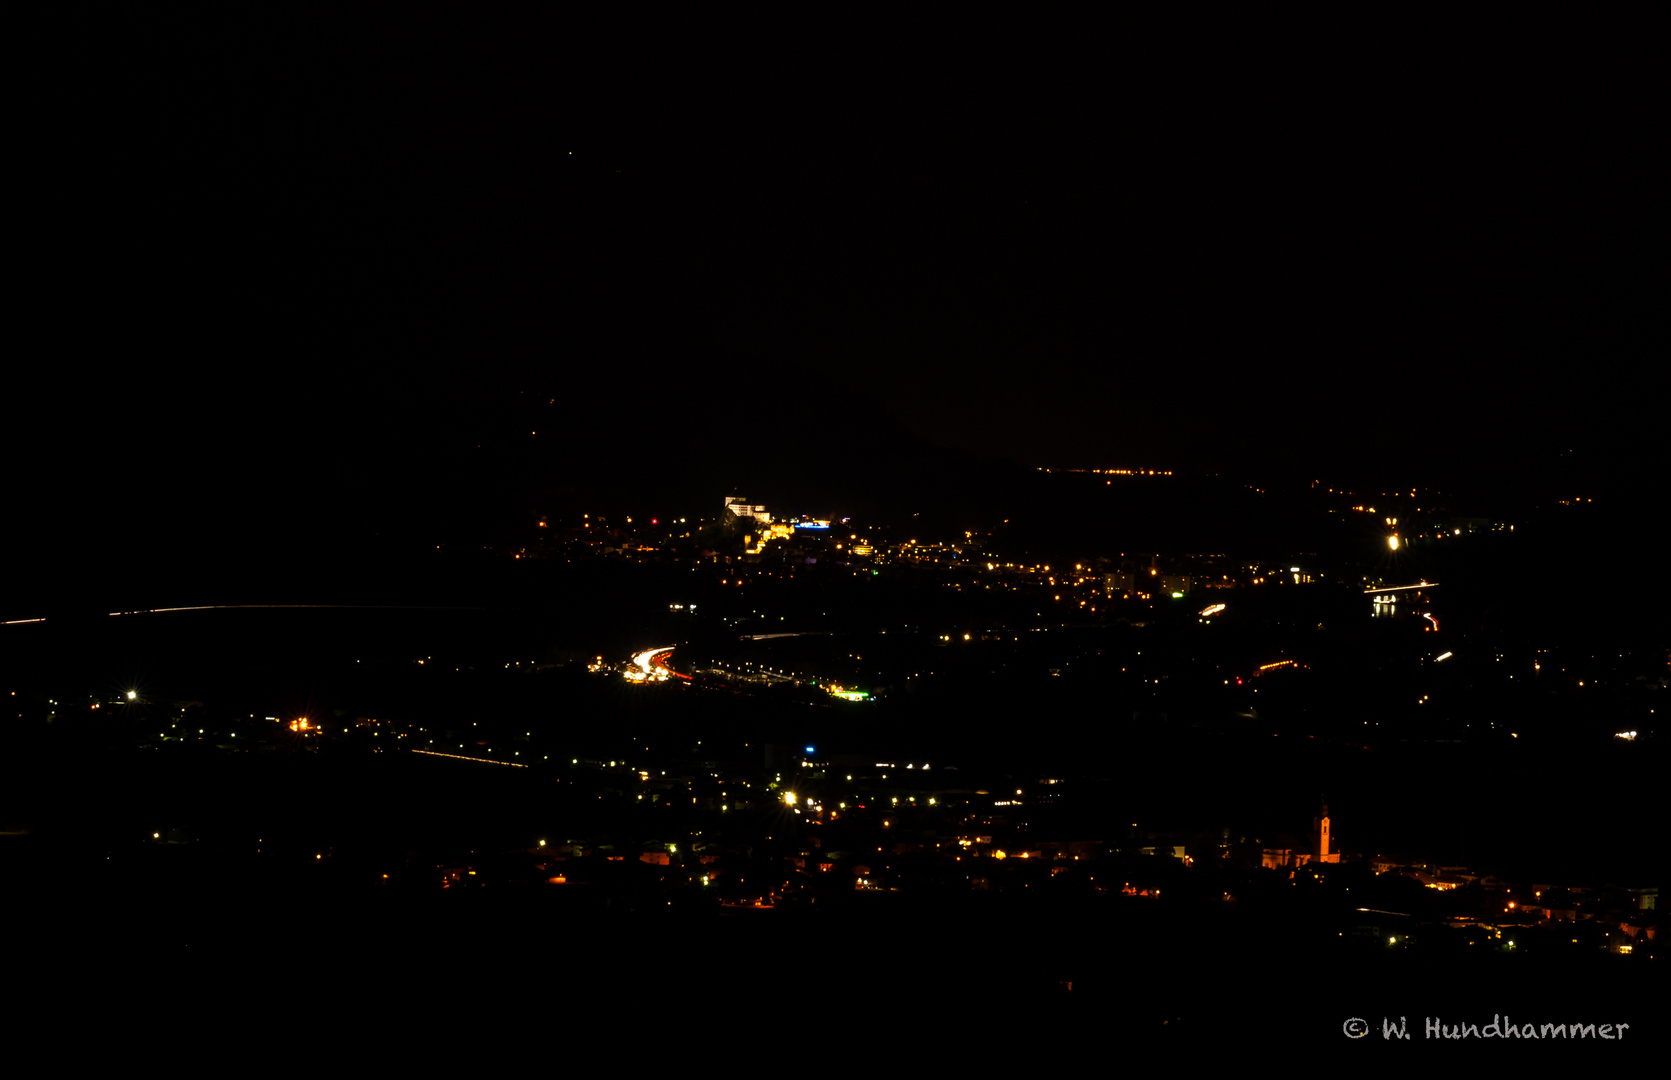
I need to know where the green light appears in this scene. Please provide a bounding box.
[1171,592,1184,598]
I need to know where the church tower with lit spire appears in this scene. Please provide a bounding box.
[1312,798,1339,864]
[1261,799,1343,869]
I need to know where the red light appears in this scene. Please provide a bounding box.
[651,518,658,525]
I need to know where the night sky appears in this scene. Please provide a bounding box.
[14,16,1661,607]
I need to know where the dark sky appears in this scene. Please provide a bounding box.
[14,15,1661,603]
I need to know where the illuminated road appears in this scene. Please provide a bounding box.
[628,646,690,682]
[1363,582,1439,595]
[5,603,488,626]
[413,749,526,767]
[631,646,672,676]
